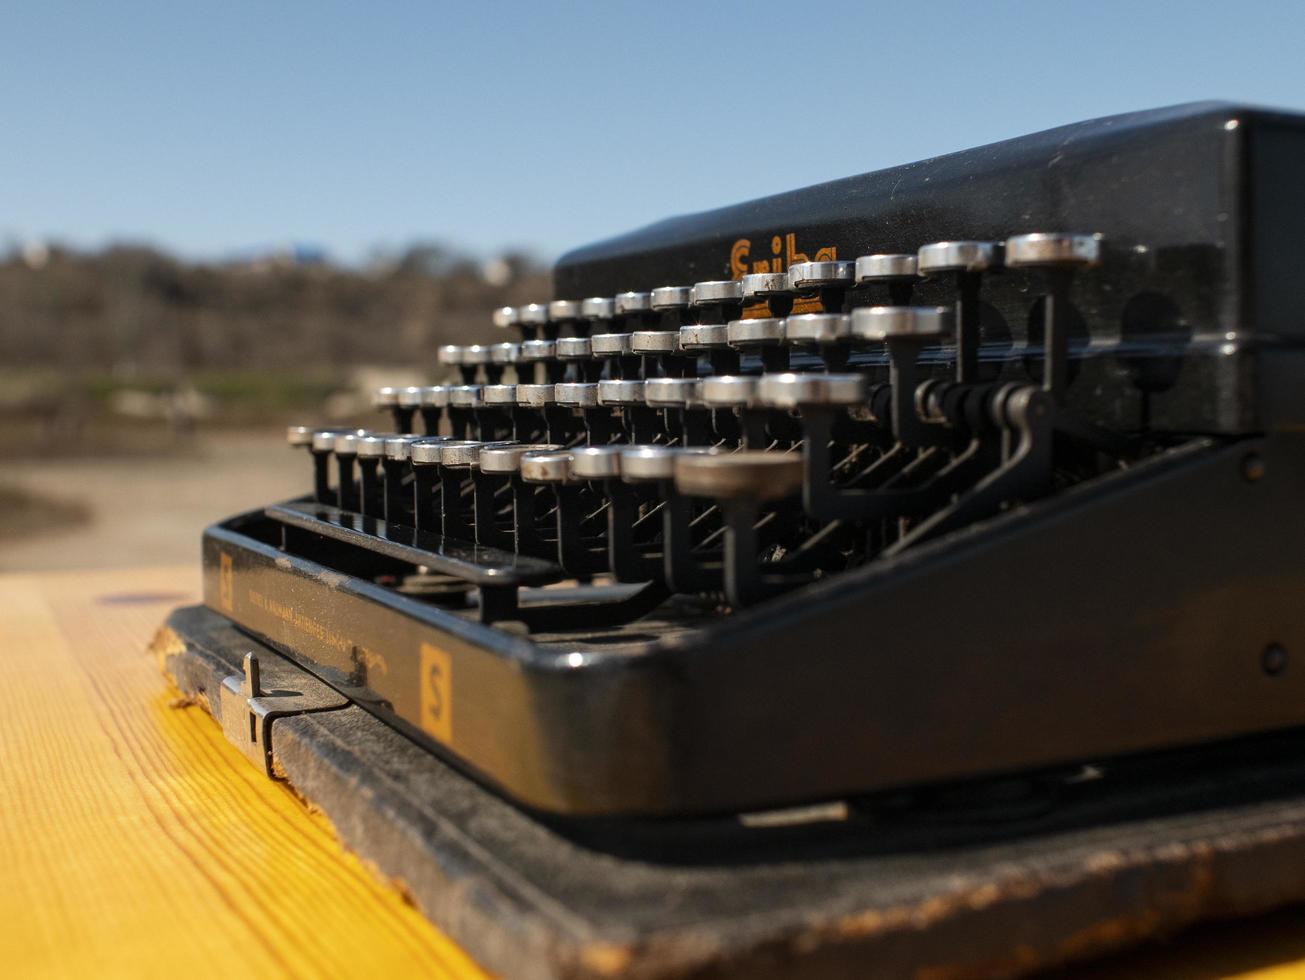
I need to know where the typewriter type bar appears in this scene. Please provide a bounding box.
[205,103,1305,816]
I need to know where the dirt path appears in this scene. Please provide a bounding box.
[0,431,303,571]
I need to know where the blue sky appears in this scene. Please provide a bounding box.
[2,1,1303,263]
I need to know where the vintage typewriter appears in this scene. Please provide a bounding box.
[190,101,1305,825]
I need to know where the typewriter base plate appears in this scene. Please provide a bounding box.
[159,601,1305,980]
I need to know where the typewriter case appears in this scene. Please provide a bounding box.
[190,101,1305,820]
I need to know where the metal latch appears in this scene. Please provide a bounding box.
[219,652,348,778]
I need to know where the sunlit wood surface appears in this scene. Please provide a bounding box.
[0,565,486,979]
[5,563,1305,979]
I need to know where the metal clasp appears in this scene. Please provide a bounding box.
[219,652,347,778]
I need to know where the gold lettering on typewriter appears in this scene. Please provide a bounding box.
[731,233,839,316]
[420,642,454,746]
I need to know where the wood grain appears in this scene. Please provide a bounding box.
[0,565,487,978]
[7,564,1305,979]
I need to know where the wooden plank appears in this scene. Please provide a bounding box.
[0,566,487,978]
[9,563,1305,978]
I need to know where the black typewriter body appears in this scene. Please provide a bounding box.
[202,102,1305,818]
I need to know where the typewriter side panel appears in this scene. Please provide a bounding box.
[202,436,1305,817]
[659,434,1305,812]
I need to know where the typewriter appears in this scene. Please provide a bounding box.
[192,101,1305,821]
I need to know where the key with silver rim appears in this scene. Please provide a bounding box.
[855,253,920,305]
[372,386,414,433]
[573,446,665,583]
[436,439,515,541]
[520,450,604,574]
[917,240,1002,384]
[741,272,794,318]
[644,376,713,446]
[517,302,551,341]
[619,445,721,592]
[474,442,561,551]
[785,312,854,370]
[381,433,426,526]
[1005,233,1102,403]
[728,316,789,372]
[674,450,808,607]
[787,260,855,314]
[556,381,617,444]
[416,385,450,436]
[850,306,953,445]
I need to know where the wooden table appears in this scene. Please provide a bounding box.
[4,564,1305,979]
[2,566,484,978]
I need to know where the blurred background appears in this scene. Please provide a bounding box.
[2,0,1301,570]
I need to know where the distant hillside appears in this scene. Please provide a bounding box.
[0,243,550,372]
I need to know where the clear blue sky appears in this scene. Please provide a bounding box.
[2,1,1303,264]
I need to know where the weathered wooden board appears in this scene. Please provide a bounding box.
[157,600,1305,980]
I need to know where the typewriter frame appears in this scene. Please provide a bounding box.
[204,431,1305,817]
[200,102,1305,818]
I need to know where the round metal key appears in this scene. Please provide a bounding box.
[410,438,452,466]
[490,342,521,365]
[555,336,593,360]
[690,280,744,306]
[674,450,805,500]
[570,446,625,480]
[917,241,1001,275]
[449,385,485,408]
[419,385,452,407]
[383,434,426,461]
[519,339,558,361]
[787,261,855,291]
[520,450,576,484]
[518,303,551,328]
[548,299,582,322]
[1004,232,1102,267]
[679,323,730,349]
[620,445,716,483]
[515,383,556,407]
[614,291,653,315]
[849,305,953,342]
[482,384,518,406]
[699,375,759,407]
[554,382,600,407]
[597,379,646,405]
[440,440,513,467]
[631,330,683,354]
[855,253,919,282]
[727,317,786,347]
[591,333,634,357]
[479,443,562,474]
[581,296,616,320]
[650,286,693,310]
[643,377,701,407]
[785,313,851,344]
[757,372,867,408]
[741,272,791,299]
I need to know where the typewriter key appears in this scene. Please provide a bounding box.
[855,253,920,305]
[787,261,855,314]
[917,240,1001,384]
[1005,232,1102,403]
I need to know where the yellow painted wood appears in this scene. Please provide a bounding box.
[0,566,488,979]
[4,564,1305,979]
